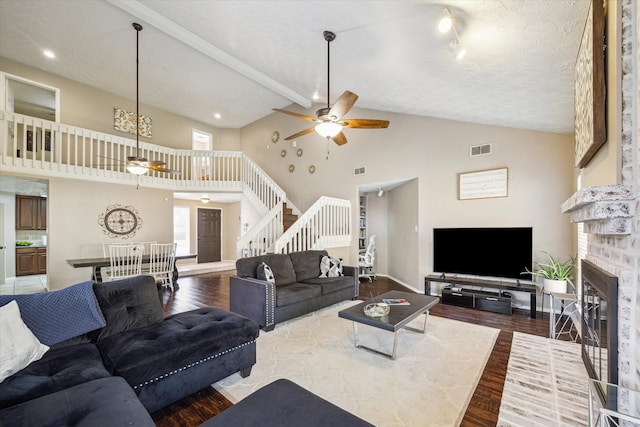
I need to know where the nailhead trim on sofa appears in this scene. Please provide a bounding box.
[132,340,256,390]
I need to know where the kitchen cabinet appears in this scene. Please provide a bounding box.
[16,247,47,276]
[16,195,47,230]
[38,247,47,274]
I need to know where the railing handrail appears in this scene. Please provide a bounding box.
[236,201,283,257]
[1,112,351,255]
[273,196,351,254]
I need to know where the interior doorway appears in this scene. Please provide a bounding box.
[0,203,5,284]
[197,208,221,263]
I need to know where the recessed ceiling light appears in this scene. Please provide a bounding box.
[43,50,56,59]
[214,113,221,119]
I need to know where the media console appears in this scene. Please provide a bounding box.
[425,273,537,318]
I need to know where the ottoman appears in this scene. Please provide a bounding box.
[201,379,374,427]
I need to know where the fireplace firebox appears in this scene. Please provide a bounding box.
[581,259,618,394]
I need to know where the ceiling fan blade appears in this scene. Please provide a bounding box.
[328,91,358,120]
[147,165,181,174]
[140,159,166,167]
[273,109,319,122]
[332,131,348,146]
[284,127,316,140]
[339,119,390,129]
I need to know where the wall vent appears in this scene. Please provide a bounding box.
[470,143,492,157]
[353,166,366,176]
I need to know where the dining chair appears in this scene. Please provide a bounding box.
[148,243,177,291]
[105,243,144,281]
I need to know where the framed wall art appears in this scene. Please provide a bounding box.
[458,167,508,200]
[114,108,152,138]
[574,0,606,169]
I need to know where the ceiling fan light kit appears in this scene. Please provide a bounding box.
[315,122,342,138]
[272,30,389,152]
[126,164,149,175]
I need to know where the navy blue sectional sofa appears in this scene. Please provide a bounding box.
[230,250,358,331]
[0,275,259,426]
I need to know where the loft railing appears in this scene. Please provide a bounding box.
[273,196,351,254]
[0,112,243,190]
[1,112,351,253]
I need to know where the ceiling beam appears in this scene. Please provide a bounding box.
[107,0,311,108]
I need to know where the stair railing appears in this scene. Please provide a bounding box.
[237,201,284,258]
[273,196,351,254]
[241,154,286,215]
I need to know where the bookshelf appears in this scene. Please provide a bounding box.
[359,194,367,251]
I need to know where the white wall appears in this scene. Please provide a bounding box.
[173,198,241,261]
[0,193,16,278]
[240,104,576,295]
[49,177,173,290]
[0,58,231,151]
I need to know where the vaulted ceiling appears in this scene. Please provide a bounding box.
[0,0,590,134]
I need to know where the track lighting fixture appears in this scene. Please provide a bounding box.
[438,8,465,60]
[438,8,453,33]
[378,188,384,198]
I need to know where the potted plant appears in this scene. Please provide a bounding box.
[525,252,576,293]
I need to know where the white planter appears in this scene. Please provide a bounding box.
[543,279,567,293]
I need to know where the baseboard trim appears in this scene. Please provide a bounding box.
[376,274,422,294]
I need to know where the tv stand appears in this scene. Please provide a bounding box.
[425,274,537,318]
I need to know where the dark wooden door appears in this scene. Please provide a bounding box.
[197,209,221,263]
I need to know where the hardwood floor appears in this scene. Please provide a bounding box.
[153,272,553,426]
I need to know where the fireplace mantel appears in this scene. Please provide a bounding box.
[561,185,635,235]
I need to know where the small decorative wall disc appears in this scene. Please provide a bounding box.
[309,165,316,174]
[280,149,287,158]
[289,164,295,173]
[271,131,280,143]
[297,148,303,157]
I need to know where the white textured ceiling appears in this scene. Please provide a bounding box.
[0,0,590,134]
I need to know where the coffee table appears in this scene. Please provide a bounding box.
[338,290,440,359]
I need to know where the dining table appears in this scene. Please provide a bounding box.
[66,253,197,284]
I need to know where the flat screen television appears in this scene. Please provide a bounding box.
[433,227,533,281]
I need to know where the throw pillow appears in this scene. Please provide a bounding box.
[0,280,106,346]
[319,256,344,278]
[0,301,49,383]
[256,262,276,285]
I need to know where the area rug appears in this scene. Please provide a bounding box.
[214,301,499,426]
[497,332,589,426]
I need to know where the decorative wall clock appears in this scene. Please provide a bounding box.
[98,204,143,238]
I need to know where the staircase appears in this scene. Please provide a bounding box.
[282,203,298,232]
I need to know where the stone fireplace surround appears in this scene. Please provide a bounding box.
[560,0,638,413]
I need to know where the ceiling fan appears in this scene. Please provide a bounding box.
[273,30,389,147]
[99,23,179,176]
